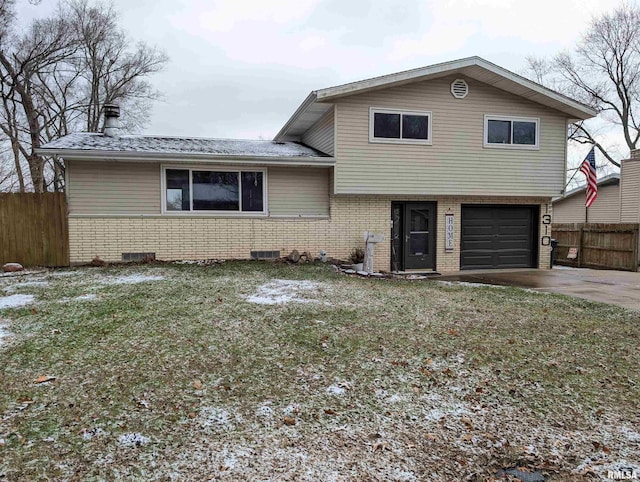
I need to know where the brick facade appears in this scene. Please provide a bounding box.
[69,195,552,272]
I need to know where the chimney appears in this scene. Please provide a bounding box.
[103,104,120,137]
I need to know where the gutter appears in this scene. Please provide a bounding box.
[34,148,335,167]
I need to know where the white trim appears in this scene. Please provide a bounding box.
[368,107,433,145]
[161,164,268,216]
[483,114,540,150]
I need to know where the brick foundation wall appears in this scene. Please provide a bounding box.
[69,195,552,272]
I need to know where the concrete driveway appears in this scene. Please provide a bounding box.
[437,266,640,311]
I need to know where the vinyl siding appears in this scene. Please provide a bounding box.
[67,160,161,215]
[620,159,640,223]
[302,107,335,155]
[67,160,329,217]
[268,167,329,216]
[552,183,620,223]
[333,75,568,196]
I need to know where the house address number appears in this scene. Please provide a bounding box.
[445,213,454,252]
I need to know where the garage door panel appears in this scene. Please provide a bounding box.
[462,254,494,268]
[497,240,531,251]
[461,205,537,270]
[464,240,494,250]
[462,226,493,238]
[497,223,530,234]
[497,255,532,267]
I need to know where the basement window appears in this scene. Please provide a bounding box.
[484,115,539,149]
[369,107,432,145]
[163,167,266,214]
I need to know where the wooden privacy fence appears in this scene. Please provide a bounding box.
[552,223,639,271]
[0,193,69,267]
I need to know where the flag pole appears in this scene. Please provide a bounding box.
[563,167,581,194]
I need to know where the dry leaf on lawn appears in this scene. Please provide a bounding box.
[34,375,55,384]
[461,416,474,430]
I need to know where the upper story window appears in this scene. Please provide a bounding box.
[484,115,539,149]
[369,107,432,145]
[163,166,266,215]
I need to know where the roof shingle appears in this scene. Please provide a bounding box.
[39,132,329,158]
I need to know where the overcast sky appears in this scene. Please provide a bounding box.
[17,0,635,166]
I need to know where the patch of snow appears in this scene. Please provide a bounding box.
[118,432,150,447]
[256,404,274,418]
[43,133,325,159]
[524,288,552,295]
[0,324,9,346]
[375,389,404,404]
[424,401,469,422]
[282,404,301,416]
[0,294,35,309]
[389,468,418,481]
[436,280,506,289]
[58,294,98,304]
[81,427,108,440]
[621,426,640,442]
[48,270,81,277]
[101,274,165,285]
[245,279,321,305]
[74,294,98,301]
[4,281,48,293]
[326,385,345,396]
[552,265,609,273]
[198,406,241,431]
[0,270,43,278]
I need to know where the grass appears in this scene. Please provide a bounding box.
[0,261,639,481]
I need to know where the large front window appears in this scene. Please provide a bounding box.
[164,168,265,214]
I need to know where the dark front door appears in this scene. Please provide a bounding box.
[403,203,436,270]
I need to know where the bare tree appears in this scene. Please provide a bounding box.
[523,4,640,169]
[0,0,168,192]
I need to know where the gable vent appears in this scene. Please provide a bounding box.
[451,79,468,99]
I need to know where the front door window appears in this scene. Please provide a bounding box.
[409,209,430,256]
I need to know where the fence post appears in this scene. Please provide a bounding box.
[634,225,639,272]
[578,223,585,268]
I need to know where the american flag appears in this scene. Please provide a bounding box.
[579,147,598,208]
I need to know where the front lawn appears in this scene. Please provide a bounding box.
[0,262,638,481]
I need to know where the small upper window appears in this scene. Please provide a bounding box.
[484,115,539,149]
[370,108,432,144]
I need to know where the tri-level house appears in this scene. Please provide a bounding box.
[38,57,596,272]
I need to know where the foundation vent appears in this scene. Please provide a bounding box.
[451,78,469,99]
[250,250,280,260]
[122,252,156,262]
